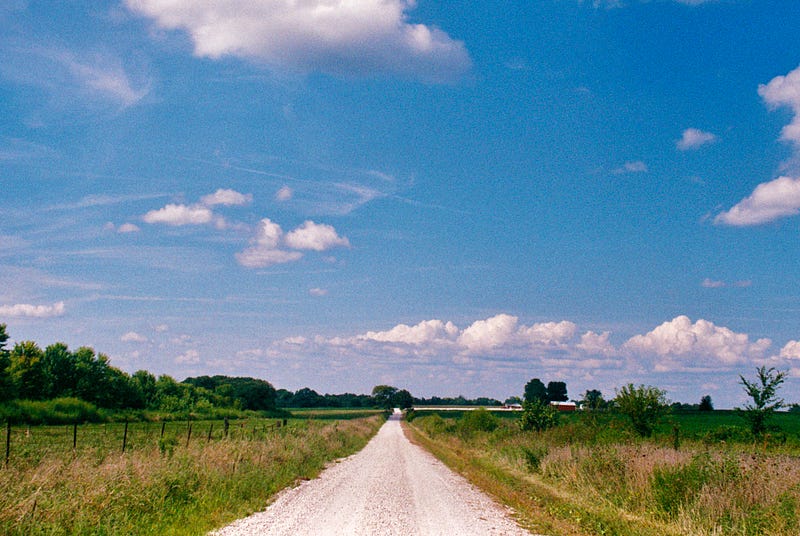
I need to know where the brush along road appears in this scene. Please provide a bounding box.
[211,410,534,536]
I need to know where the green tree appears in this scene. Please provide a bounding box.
[737,366,787,437]
[524,378,547,403]
[43,342,77,399]
[519,399,559,432]
[0,324,15,401]
[9,341,48,399]
[614,383,668,437]
[578,389,607,410]
[546,381,568,402]
[392,388,414,409]
[698,394,714,411]
[371,385,399,409]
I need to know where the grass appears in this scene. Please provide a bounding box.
[1,414,385,535]
[406,409,800,535]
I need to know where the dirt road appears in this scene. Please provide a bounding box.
[211,411,533,535]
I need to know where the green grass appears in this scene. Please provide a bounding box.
[1,414,386,535]
[407,409,800,535]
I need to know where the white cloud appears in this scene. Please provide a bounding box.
[577,331,617,357]
[758,64,800,146]
[457,314,519,353]
[612,161,648,174]
[714,176,800,226]
[518,320,577,346]
[121,331,148,343]
[175,349,200,364]
[125,0,471,83]
[200,188,252,207]
[0,301,65,318]
[702,278,726,288]
[118,223,141,233]
[362,319,459,346]
[284,221,350,251]
[143,203,214,226]
[623,315,771,368]
[276,186,293,202]
[677,128,717,151]
[235,218,302,268]
[309,288,328,297]
[779,340,800,360]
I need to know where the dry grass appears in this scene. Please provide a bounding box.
[407,414,800,536]
[0,415,385,535]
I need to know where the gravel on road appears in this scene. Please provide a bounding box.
[210,411,534,535]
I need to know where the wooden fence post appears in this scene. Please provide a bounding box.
[73,422,78,452]
[223,417,229,439]
[122,420,129,453]
[186,420,193,447]
[207,423,213,442]
[160,421,166,439]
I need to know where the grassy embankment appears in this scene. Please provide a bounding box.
[406,409,800,536]
[1,409,386,535]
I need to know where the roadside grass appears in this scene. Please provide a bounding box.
[1,414,385,535]
[407,409,800,536]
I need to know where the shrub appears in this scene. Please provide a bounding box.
[614,384,668,437]
[458,408,499,434]
[0,397,103,424]
[519,399,559,432]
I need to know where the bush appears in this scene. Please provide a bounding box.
[519,400,559,432]
[614,384,668,437]
[458,408,499,434]
[0,397,104,424]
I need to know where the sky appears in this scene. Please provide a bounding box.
[2,0,800,408]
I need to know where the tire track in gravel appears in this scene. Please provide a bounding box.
[210,411,535,536]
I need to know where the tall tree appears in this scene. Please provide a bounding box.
[0,324,15,401]
[371,385,398,409]
[524,378,547,403]
[546,381,568,402]
[9,341,48,399]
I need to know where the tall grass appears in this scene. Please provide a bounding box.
[1,414,385,535]
[407,411,800,535]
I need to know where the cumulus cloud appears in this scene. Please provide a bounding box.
[284,221,350,251]
[118,223,141,233]
[623,315,771,369]
[779,340,800,360]
[143,203,214,226]
[714,176,800,226]
[236,218,303,268]
[362,319,459,346]
[125,0,471,82]
[200,188,253,207]
[0,301,65,318]
[457,314,519,353]
[758,64,800,146]
[143,189,251,228]
[121,331,147,343]
[276,186,293,202]
[677,128,717,150]
[175,349,200,364]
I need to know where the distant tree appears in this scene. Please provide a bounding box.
[43,343,77,399]
[131,370,158,409]
[275,388,294,407]
[578,389,607,410]
[392,389,414,409]
[9,341,48,400]
[698,395,714,411]
[614,384,669,437]
[788,404,800,414]
[546,381,568,402]
[371,385,399,409]
[737,366,787,437]
[524,378,548,403]
[292,387,325,408]
[0,324,15,402]
[519,399,559,432]
[504,396,522,405]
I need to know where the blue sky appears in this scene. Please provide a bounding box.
[2,0,800,408]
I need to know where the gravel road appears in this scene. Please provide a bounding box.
[211,411,533,535]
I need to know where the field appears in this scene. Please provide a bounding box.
[406,409,800,536]
[0,412,386,535]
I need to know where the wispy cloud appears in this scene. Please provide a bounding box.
[612,161,648,174]
[125,0,471,83]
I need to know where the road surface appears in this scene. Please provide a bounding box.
[211,411,533,535]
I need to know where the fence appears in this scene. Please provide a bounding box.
[3,417,289,468]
